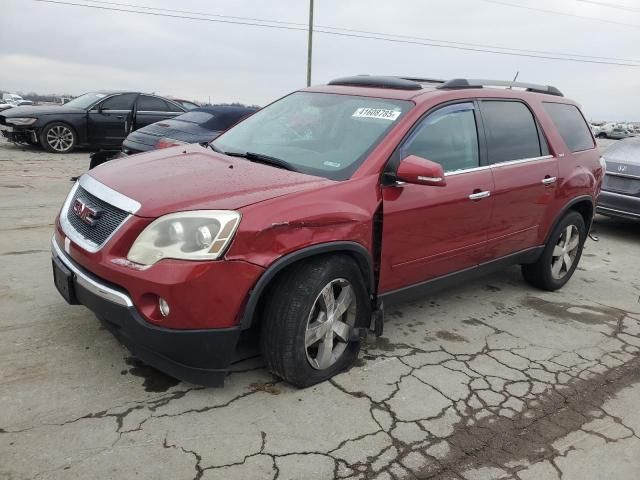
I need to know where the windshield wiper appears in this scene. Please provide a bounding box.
[224,151,298,172]
[207,142,225,154]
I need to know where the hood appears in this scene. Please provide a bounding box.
[126,119,217,147]
[88,144,333,217]
[1,105,85,117]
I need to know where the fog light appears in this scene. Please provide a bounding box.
[159,297,170,317]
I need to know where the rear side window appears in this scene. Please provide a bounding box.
[543,102,594,152]
[400,102,479,173]
[480,101,543,164]
[137,95,171,112]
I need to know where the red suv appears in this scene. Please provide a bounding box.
[52,76,604,387]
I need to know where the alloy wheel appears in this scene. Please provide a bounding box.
[304,278,356,370]
[46,126,74,152]
[551,225,580,280]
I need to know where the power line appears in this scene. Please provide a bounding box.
[478,0,640,28]
[81,0,640,62]
[30,0,640,67]
[575,0,640,12]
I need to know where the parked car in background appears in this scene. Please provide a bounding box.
[597,137,640,220]
[52,76,603,387]
[121,105,257,155]
[597,123,634,140]
[0,91,186,153]
[0,101,14,112]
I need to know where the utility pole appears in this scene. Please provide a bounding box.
[307,0,314,87]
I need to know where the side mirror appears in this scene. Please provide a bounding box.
[396,155,446,186]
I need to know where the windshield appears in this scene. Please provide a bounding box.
[64,92,109,109]
[212,92,412,180]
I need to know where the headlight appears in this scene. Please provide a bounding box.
[127,210,241,265]
[6,117,37,126]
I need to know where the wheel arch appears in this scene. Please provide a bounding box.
[239,241,375,330]
[545,195,595,244]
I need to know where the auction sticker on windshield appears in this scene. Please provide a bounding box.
[352,108,401,121]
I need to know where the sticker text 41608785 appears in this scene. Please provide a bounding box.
[352,108,401,121]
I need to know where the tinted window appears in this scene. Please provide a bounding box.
[137,95,170,111]
[401,103,479,173]
[543,103,594,152]
[99,93,137,110]
[165,101,184,113]
[481,101,542,164]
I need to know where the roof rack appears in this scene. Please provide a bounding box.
[438,78,564,97]
[328,76,423,91]
[398,77,445,85]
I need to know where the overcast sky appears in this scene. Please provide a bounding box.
[1,0,639,120]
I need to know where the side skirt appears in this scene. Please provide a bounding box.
[379,246,544,308]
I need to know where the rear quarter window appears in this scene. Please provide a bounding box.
[542,102,594,153]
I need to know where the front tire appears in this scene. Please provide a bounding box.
[260,255,370,387]
[522,211,586,291]
[40,122,76,153]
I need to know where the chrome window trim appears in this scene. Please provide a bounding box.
[445,155,554,176]
[79,175,141,214]
[136,111,182,115]
[605,171,640,180]
[52,237,133,307]
[59,175,138,253]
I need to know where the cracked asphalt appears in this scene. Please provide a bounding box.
[2,139,640,480]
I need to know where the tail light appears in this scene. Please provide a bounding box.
[155,138,188,150]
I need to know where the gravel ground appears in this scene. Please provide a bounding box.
[1,139,639,480]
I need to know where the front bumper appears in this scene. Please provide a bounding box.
[52,238,242,386]
[597,190,640,220]
[0,124,37,143]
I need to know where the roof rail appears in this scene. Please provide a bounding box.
[438,78,564,97]
[398,77,445,85]
[327,76,422,91]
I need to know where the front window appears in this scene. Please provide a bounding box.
[64,92,109,110]
[212,92,412,180]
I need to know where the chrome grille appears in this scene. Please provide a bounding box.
[65,186,129,246]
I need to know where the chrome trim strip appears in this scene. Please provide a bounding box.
[491,155,554,168]
[445,165,490,176]
[445,155,554,177]
[596,206,640,218]
[51,237,133,307]
[600,190,640,199]
[79,175,141,214]
[606,171,640,180]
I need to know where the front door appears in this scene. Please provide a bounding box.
[87,93,137,146]
[380,102,495,293]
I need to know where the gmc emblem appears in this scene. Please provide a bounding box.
[73,198,102,227]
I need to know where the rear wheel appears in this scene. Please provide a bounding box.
[40,122,76,153]
[260,255,370,387]
[522,211,586,291]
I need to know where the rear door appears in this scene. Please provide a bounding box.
[380,102,495,293]
[87,93,137,146]
[133,95,184,130]
[479,100,558,260]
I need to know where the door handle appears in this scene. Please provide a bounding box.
[115,115,125,120]
[468,190,491,201]
[541,176,557,185]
